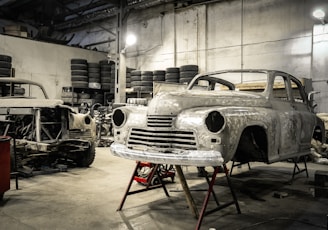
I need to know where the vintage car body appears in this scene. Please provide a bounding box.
[110,70,325,166]
[0,78,96,168]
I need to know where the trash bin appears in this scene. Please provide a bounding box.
[0,136,11,201]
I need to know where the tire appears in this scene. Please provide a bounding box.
[71,59,87,65]
[72,81,88,88]
[76,143,96,167]
[89,77,101,83]
[131,81,144,87]
[180,71,197,79]
[141,75,153,81]
[140,81,153,86]
[102,83,111,90]
[131,75,141,81]
[153,75,165,81]
[180,64,199,72]
[0,55,12,62]
[71,64,87,70]
[0,68,11,76]
[153,70,166,75]
[141,71,152,76]
[71,70,88,76]
[131,70,141,76]
[88,68,100,73]
[166,67,179,73]
[101,77,111,83]
[88,73,100,78]
[71,75,88,82]
[0,61,11,69]
[88,63,99,68]
[165,73,179,80]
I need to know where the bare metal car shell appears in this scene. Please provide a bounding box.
[110,69,325,166]
[0,78,96,167]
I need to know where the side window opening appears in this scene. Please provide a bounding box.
[290,79,305,103]
[272,76,288,101]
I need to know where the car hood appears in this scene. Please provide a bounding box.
[147,90,270,115]
[0,98,64,108]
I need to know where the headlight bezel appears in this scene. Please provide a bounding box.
[205,111,225,133]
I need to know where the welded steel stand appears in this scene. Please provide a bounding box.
[290,155,309,183]
[117,161,170,211]
[195,164,241,230]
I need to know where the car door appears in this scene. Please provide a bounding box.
[269,73,301,159]
[288,76,316,153]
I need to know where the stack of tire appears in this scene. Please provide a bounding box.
[153,70,165,82]
[88,62,101,89]
[109,61,116,93]
[0,54,12,77]
[71,59,88,88]
[179,65,199,84]
[126,68,134,89]
[165,67,180,83]
[131,70,142,91]
[140,71,153,92]
[99,60,111,91]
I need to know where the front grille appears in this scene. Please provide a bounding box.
[128,128,197,150]
[147,115,174,128]
[68,129,92,139]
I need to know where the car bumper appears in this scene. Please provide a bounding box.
[110,142,224,166]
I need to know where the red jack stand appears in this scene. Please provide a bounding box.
[117,161,170,211]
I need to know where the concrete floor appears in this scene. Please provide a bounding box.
[1,147,328,230]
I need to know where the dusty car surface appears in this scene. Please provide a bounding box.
[110,69,325,166]
[0,78,96,169]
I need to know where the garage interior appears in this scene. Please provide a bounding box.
[1,0,328,230]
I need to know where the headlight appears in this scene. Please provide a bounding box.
[113,109,126,127]
[205,111,225,133]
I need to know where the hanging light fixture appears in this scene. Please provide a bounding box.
[313,9,326,24]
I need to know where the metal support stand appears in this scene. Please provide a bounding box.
[195,164,241,230]
[230,160,251,176]
[290,155,309,183]
[117,161,170,211]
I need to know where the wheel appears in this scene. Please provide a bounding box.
[0,193,3,201]
[151,175,160,185]
[76,143,96,167]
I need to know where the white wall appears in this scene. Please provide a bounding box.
[121,0,328,112]
[0,34,107,99]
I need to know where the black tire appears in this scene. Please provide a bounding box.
[88,73,100,78]
[141,75,153,81]
[131,75,141,81]
[140,81,153,86]
[71,70,88,76]
[0,61,11,69]
[100,66,111,71]
[71,59,87,65]
[89,77,101,83]
[76,143,96,167]
[101,77,111,83]
[0,55,12,62]
[180,64,199,72]
[165,79,179,83]
[180,71,197,79]
[153,70,166,75]
[100,71,110,77]
[88,68,100,73]
[71,64,87,70]
[131,70,141,76]
[0,68,11,76]
[131,81,144,87]
[165,73,179,80]
[153,75,165,81]
[88,63,100,68]
[72,81,88,88]
[141,71,152,76]
[166,67,179,73]
[71,75,88,82]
